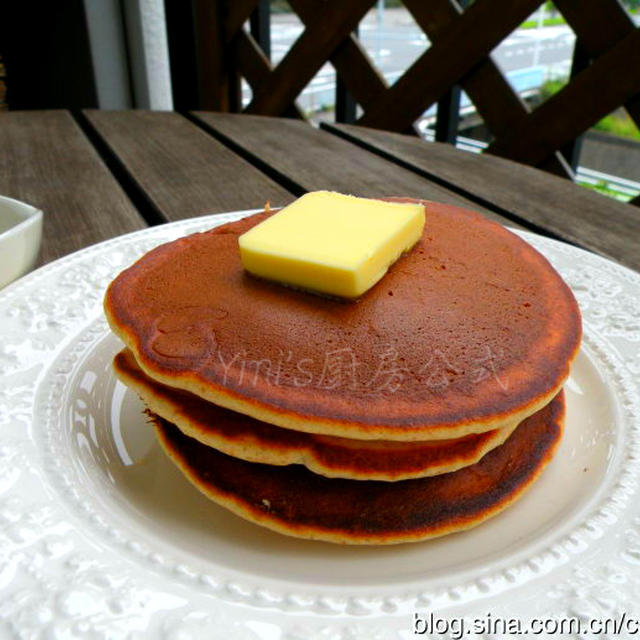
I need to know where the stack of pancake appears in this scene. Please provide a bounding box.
[104,200,581,545]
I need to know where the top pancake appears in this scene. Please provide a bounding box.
[105,200,581,441]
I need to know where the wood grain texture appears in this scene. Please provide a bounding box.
[488,27,640,167]
[225,0,259,41]
[226,0,377,119]
[555,0,636,53]
[0,110,144,265]
[83,110,294,220]
[404,0,525,137]
[329,35,388,114]
[245,0,371,115]
[289,0,389,113]
[404,0,571,178]
[555,0,640,153]
[325,123,640,270]
[190,111,512,226]
[233,31,306,119]
[357,0,541,131]
[191,0,237,111]
[233,29,272,89]
[165,0,239,111]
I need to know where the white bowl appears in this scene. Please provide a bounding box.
[0,195,43,290]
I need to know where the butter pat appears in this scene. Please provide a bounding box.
[238,191,425,298]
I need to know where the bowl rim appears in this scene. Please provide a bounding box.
[0,195,43,242]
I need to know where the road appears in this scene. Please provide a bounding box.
[261,8,577,114]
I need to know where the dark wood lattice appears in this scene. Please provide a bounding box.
[165,0,640,205]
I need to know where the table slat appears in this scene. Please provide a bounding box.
[83,110,295,221]
[190,112,517,227]
[0,110,145,265]
[325,123,640,271]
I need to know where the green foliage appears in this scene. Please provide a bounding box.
[593,114,640,141]
[577,181,634,202]
[520,16,566,29]
[270,0,292,13]
[538,79,566,101]
[539,80,640,141]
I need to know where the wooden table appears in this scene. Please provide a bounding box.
[1,110,639,272]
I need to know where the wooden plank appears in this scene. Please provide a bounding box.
[224,0,259,42]
[403,0,526,137]
[165,0,239,111]
[556,0,634,53]
[83,111,294,220]
[402,0,572,178]
[323,123,640,271]
[228,0,385,118]
[234,31,271,89]
[289,0,389,114]
[549,0,640,190]
[488,27,640,167]
[192,0,238,111]
[245,0,371,115]
[560,39,590,172]
[226,0,259,42]
[329,35,388,114]
[555,0,640,133]
[190,111,513,226]
[233,31,306,119]
[357,0,542,132]
[432,0,470,141]
[0,110,144,265]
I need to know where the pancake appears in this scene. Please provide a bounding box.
[105,199,581,441]
[114,348,518,481]
[152,391,565,544]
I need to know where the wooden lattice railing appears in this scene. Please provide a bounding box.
[164,0,640,205]
[0,56,7,111]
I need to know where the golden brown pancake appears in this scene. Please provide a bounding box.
[105,200,581,441]
[114,348,518,481]
[152,391,565,545]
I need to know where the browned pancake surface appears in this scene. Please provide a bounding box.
[154,391,565,544]
[114,348,517,480]
[106,201,581,440]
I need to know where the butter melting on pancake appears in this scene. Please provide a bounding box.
[152,391,565,545]
[114,348,518,481]
[105,200,581,441]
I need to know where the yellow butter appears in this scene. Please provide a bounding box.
[238,191,426,298]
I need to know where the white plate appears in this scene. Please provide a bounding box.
[1,210,639,639]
